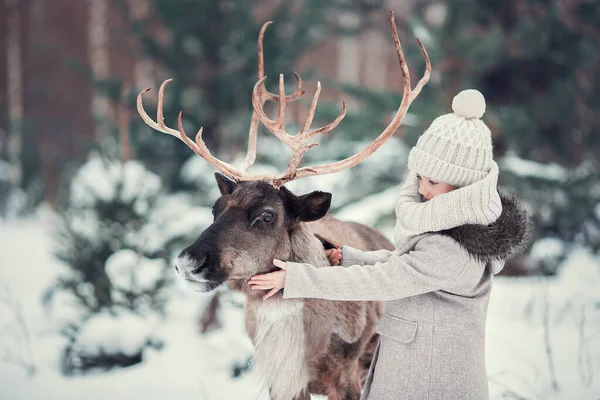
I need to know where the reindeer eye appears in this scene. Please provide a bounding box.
[262,212,273,222]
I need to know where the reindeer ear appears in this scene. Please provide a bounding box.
[282,188,331,222]
[214,173,237,195]
[296,191,332,221]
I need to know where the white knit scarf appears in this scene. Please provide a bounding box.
[394,161,503,250]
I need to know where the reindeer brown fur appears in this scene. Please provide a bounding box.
[137,11,430,400]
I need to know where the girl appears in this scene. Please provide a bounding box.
[248,89,531,400]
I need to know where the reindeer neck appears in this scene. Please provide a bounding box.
[241,222,328,303]
[287,222,329,268]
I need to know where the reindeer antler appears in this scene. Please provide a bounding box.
[137,11,430,188]
[136,21,304,182]
[241,21,305,172]
[252,10,431,187]
[251,75,347,187]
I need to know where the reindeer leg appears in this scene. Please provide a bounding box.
[199,291,222,333]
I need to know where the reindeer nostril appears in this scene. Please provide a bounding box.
[191,266,202,275]
[190,253,208,275]
[174,265,179,273]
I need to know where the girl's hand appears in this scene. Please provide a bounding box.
[325,248,342,266]
[248,259,287,300]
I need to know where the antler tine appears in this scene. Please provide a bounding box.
[241,21,306,172]
[257,21,271,81]
[138,80,267,182]
[298,80,347,140]
[411,39,431,100]
[298,81,322,136]
[257,20,305,102]
[307,101,347,139]
[263,72,305,102]
[251,75,293,145]
[137,79,180,138]
[174,113,243,179]
[282,10,431,183]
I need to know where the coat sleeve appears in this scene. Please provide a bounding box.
[340,245,394,267]
[283,234,470,301]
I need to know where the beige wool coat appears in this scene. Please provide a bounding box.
[283,195,531,400]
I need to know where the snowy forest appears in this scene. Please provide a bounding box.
[1,0,600,399]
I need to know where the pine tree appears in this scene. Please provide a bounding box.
[45,153,211,314]
[45,152,214,374]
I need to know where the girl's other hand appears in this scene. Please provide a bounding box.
[325,248,342,266]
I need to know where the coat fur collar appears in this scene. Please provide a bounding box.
[440,193,533,263]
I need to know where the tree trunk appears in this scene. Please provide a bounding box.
[0,1,8,160]
[119,85,132,162]
[6,0,23,185]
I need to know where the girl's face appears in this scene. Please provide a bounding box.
[417,175,457,201]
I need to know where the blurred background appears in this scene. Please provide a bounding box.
[1,0,599,399]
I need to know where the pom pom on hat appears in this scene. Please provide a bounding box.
[451,89,486,119]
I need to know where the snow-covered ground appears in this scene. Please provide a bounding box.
[1,214,599,400]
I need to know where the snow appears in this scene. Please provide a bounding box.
[73,311,157,357]
[0,160,28,219]
[138,193,213,254]
[65,210,102,247]
[354,137,409,178]
[500,153,568,182]
[179,156,223,202]
[486,248,600,399]
[556,249,600,303]
[44,290,88,330]
[70,154,162,215]
[1,213,600,399]
[529,238,565,261]
[336,185,400,226]
[334,181,405,240]
[0,188,28,219]
[105,250,166,292]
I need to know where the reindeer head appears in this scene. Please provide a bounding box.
[174,174,331,292]
[137,11,430,294]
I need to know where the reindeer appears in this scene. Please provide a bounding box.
[137,11,430,400]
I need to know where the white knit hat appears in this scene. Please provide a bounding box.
[407,89,493,187]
